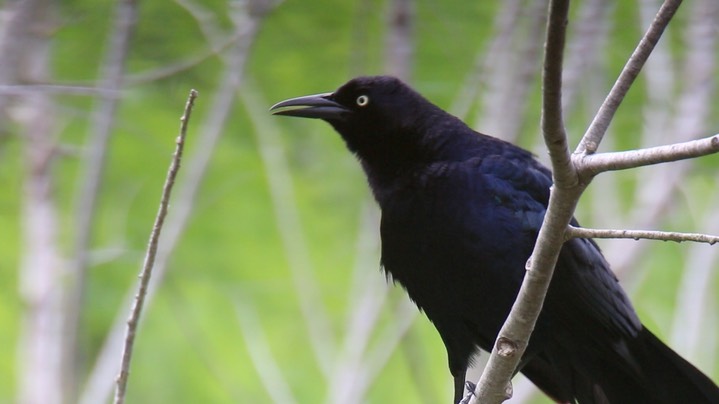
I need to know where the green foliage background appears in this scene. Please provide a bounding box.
[1,0,717,403]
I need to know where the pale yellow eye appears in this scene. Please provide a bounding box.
[356,95,369,107]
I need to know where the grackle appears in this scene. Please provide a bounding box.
[270,76,719,403]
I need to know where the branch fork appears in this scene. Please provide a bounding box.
[470,0,718,402]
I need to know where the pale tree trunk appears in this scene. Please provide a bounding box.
[385,0,414,82]
[0,0,65,403]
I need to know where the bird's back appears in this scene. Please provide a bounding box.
[271,75,719,403]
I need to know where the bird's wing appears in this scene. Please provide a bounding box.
[461,153,647,400]
[458,153,642,339]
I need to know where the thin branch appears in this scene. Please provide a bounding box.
[596,0,679,275]
[470,0,698,401]
[566,225,719,245]
[578,134,719,175]
[540,0,575,187]
[603,0,717,279]
[80,5,269,402]
[0,84,118,96]
[577,0,683,155]
[113,89,198,404]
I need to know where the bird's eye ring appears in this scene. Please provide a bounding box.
[356,95,369,107]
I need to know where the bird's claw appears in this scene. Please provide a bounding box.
[458,381,476,404]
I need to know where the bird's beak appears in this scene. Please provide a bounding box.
[270,92,348,120]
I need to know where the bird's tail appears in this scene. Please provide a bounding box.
[580,327,719,404]
[630,328,719,404]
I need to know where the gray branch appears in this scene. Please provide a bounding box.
[566,225,719,245]
[113,89,198,404]
[472,1,576,402]
[80,5,267,402]
[470,0,708,402]
[577,0,683,155]
[578,134,719,176]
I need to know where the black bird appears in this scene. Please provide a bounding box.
[270,76,719,403]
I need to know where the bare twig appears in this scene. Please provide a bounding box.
[577,0,683,155]
[540,0,574,186]
[80,5,267,402]
[113,89,198,404]
[472,0,704,402]
[607,0,717,280]
[566,225,719,245]
[595,0,677,271]
[0,84,117,96]
[579,134,719,175]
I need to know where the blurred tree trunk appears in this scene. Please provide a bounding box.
[385,0,414,81]
[0,0,66,404]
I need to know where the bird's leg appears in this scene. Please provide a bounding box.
[452,370,467,404]
[458,379,513,403]
[459,381,476,404]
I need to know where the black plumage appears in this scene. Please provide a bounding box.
[270,76,719,404]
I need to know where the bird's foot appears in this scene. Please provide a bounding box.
[458,381,476,404]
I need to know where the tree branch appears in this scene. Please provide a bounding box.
[80,5,270,402]
[471,1,577,402]
[578,134,719,175]
[0,84,118,96]
[566,225,719,245]
[113,89,198,404]
[577,0,683,155]
[471,1,704,402]
[602,0,717,280]
[540,0,575,187]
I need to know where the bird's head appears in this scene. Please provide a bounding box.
[270,76,442,162]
